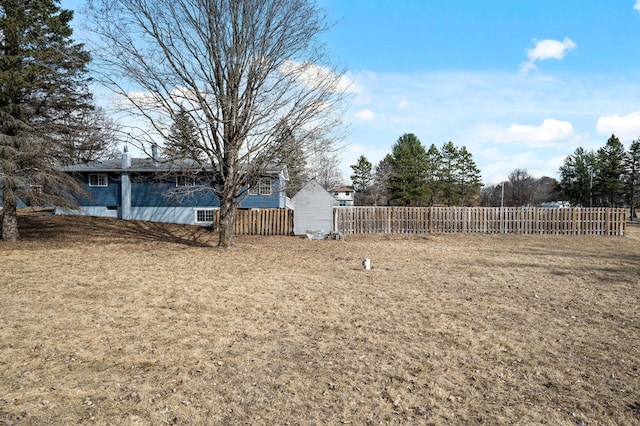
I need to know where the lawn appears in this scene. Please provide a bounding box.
[1,211,639,425]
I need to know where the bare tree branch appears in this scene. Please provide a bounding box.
[86,0,348,246]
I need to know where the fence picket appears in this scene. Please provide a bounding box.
[212,209,293,236]
[333,207,626,236]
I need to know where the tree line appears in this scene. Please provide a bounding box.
[478,169,562,208]
[558,134,640,216]
[350,133,483,206]
[350,132,640,215]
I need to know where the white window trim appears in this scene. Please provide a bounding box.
[176,175,197,187]
[249,177,272,196]
[194,208,217,224]
[89,173,108,187]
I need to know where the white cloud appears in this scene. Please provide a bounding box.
[341,72,365,95]
[508,119,577,146]
[635,0,640,11]
[280,60,362,94]
[476,119,578,147]
[527,38,577,61]
[122,90,164,108]
[396,99,409,109]
[596,111,640,140]
[336,68,640,184]
[355,108,375,121]
[520,37,577,73]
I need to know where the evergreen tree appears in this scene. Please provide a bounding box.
[625,138,640,218]
[164,107,202,161]
[457,146,483,206]
[425,144,442,206]
[439,141,461,206]
[595,134,626,207]
[350,155,372,205]
[0,0,93,241]
[559,147,596,207]
[389,133,429,206]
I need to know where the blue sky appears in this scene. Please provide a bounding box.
[63,0,640,184]
[317,0,640,183]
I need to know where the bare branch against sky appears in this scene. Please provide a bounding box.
[86,0,349,246]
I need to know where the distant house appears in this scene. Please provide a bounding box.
[291,179,336,236]
[57,149,290,226]
[329,185,354,206]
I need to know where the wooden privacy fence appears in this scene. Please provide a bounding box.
[334,207,627,236]
[214,208,293,236]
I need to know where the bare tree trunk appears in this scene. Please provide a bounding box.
[218,193,237,248]
[2,185,19,242]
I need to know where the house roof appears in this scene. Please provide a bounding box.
[61,158,199,173]
[62,157,288,178]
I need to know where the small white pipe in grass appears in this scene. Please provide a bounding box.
[363,258,371,270]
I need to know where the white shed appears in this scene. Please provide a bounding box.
[291,179,336,236]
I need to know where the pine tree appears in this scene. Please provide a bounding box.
[350,155,372,205]
[439,141,461,206]
[595,134,626,207]
[559,147,596,207]
[0,0,93,241]
[457,146,482,206]
[625,138,640,218]
[164,107,202,161]
[389,133,429,206]
[425,144,442,206]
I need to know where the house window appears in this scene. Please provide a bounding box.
[345,191,351,196]
[195,209,216,224]
[249,177,272,195]
[176,175,196,187]
[30,185,42,197]
[89,174,108,187]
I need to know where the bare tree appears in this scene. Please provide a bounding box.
[370,154,392,206]
[305,133,343,189]
[272,119,308,197]
[55,107,121,166]
[86,0,347,247]
[480,183,503,207]
[507,168,535,206]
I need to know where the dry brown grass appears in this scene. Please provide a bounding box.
[1,211,639,425]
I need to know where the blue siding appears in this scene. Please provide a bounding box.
[241,192,281,208]
[69,171,286,216]
[131,181,220,207]
[76,173,120,207]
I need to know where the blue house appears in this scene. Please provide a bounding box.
[56,150,291,225]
